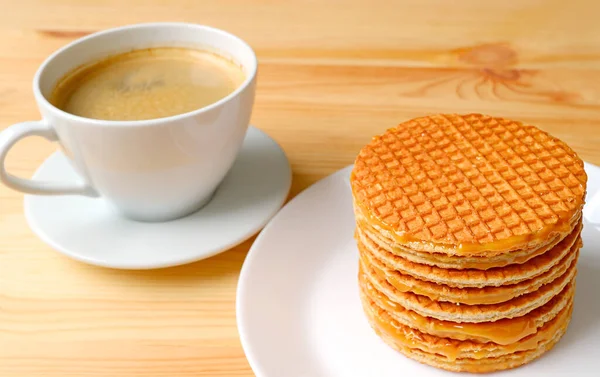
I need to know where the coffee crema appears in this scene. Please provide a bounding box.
[49,47,245,121]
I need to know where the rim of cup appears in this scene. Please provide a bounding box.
[33,22,258,128]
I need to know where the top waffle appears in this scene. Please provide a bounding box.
[350,114,587,254]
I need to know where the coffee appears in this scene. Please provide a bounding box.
[49,47,245,121]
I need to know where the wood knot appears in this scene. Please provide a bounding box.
[482,68,521,81]
[458,43,517,68]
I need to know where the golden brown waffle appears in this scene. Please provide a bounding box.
[350,113,587,255]
[356,208,581,270]
[357,220,582,287]
[360,251,578,323]
[351,114,586,372]
[360,269,574,344]
[360,286,573,359]
[391,335,568,374]
[359,234,581,304]
[360,290,573,373]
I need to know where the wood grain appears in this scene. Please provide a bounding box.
[1,0,600,375]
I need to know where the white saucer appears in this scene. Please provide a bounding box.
[24,126,292,269]
[237,162,600,377]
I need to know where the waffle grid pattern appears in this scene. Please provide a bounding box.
[351,113,586,245]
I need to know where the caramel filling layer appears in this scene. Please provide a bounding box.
[361,273,548,345]
[361,240,579,305]
[358,219,582,286]
[353,198,580,256]
[364,293,572,361]
[359,219,554,269]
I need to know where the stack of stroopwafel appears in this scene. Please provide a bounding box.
[350,113,587,373]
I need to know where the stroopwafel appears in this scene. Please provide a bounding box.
[350,113,586,373]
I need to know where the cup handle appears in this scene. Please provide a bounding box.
[0,120,97,196]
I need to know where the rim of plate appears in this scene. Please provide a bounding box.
[236,164,353,375]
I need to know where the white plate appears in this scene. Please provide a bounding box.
[24,126,291,269]
[237,162,600,377]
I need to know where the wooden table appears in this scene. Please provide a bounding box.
[1,0,600,375]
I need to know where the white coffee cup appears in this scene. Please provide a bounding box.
[0,23,257,222]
